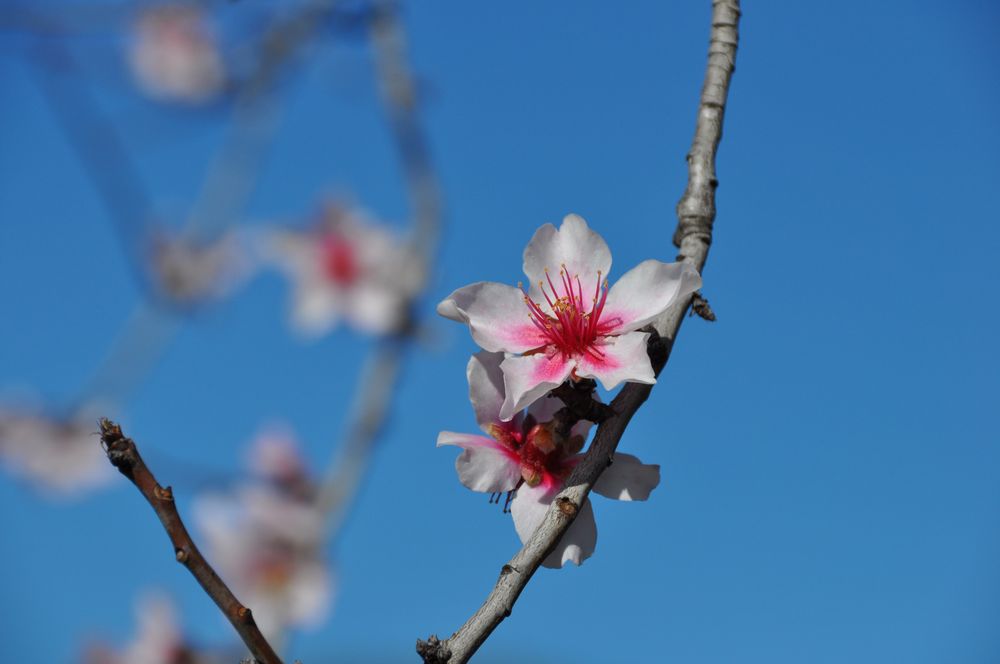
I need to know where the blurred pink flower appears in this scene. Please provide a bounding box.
[129,5,225,104]
[0,406,112,496]
[438,351,660,568]
[439,214,702,419]
[263,204,423,336]
[83,593,211,664]
[194,430,332,640]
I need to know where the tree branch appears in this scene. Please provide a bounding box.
[316,0,444,538]
[98,418,284,664]
[416,1,741,661]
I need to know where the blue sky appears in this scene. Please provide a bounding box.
[1,1,998,662]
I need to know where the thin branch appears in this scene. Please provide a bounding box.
[316,0,443,537]
[98,418,284,664]
[416,1,741,661]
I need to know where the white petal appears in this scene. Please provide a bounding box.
[499,353,574,421]
[593,453,660,501]
[436,282,548,353]
[467,351,506,431]
[437,432,521,493]
[510,482,552,544]
[291,279,342,336]
[345,281,406,334]
[574,330,656,390]
[511,483,597,568]
[285,560,333,628]
[523,214,612,307]
[436,293,468,322]
[544,497,596,568]
[525,392,564,425]
[600,260,702,334]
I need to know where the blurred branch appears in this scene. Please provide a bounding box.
[316,0,443,536]
[32,2,357,411]
[99,418,284,664]
[30,41,153,290]
[416,1,741,662]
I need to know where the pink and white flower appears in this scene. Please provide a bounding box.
[438,351,660,568]
[84,593,212,664]
[129,4,226,105]
[0,405,113,496]
[263,203,423,336]
[438,214,701,420]
[194,430,332,640]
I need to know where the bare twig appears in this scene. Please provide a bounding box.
[417,1,741,661]
[99,418,284,664]
[316,0,443,537]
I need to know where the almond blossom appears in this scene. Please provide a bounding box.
[84,593,215,664]
[263,203,423,337]
[438,351,660,568]
[194,429,332,641]
[129,5,226,105]
[0,405,112,496]
[438,213,702,420]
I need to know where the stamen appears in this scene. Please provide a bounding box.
[520,266,611,360]
[503,490,516,513]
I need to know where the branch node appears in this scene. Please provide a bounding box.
[416,635,451,664]
[549,380,615,440]
[556,496,577,517]
[153,485,174,501]
[175,547,189,563]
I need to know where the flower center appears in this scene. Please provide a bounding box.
[321,234,359,285]
[489,420,570,491]
[522,265,609,360]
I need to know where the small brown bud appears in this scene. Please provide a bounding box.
[556,496,577,517]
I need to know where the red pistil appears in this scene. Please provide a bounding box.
[321,233,360,285]
[521,264,609,360]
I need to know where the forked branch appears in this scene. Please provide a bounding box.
[416,1,741,661]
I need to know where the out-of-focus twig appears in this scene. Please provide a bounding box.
[416,2,741,662]
[28,1,355,413]
[316,0,443,537]
[31,40,153,290]
[99,418,285,664]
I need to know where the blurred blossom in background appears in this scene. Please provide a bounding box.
[195,429,333,642]
[1,2,999,664]
[128,4,226,105]
[262,202,424,337]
